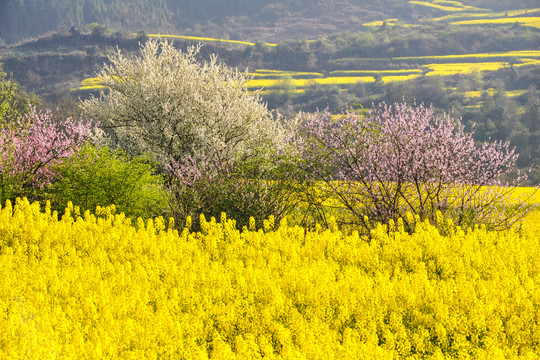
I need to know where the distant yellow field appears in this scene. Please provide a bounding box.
[394,50,540,61]
[408,0,486,12]
[80,77,103,87]
[423,62,508,76]
[464,89,527,98]
[75,48,540,92]
[330,69,423,76]
[247,76,376,89]
[363,19,398,27]
[428,7,540,22]
[452,17,540,29]
[252,70,324,79]
[382,74,423,83]
[146,34,278,47]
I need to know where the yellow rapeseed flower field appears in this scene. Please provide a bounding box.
[394,50,540,61]
[146,34,278,47]
[1,194,540,359]
[428,7,540,22]
[362,19,398,27]
[329,69,423,76]
[423,62,510,76]
[452,17,540,30]
[74,50,540,92]
[246,77,376,90]
[381,74,423,83]
[408,0,486,13]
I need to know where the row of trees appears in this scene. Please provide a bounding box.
[0,40,535,233]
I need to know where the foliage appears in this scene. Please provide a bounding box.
[167,148,297,230]
[291,102,535,232]
[0,64,40,125]
[0,107,93,204]
[82,38,287,226]
[1,197,540,358]
[49,144,170,220]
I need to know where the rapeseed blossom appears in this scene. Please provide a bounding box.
[1,197,540,358]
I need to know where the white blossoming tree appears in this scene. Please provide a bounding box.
[82,39,282,166]
[82,39,292,228]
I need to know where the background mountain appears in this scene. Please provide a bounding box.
[1,0,539,45]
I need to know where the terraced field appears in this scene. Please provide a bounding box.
[74,1,540,99]
[76,48,540,94]
[411,0,540,30]
[146,34,278,47]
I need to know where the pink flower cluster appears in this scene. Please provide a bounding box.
[294,101,528,230]
[0,107,93,190]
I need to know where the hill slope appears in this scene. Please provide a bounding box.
[1,0,539,45]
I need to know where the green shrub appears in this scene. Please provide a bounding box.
[50,144,170,219]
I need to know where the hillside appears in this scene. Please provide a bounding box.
[1,0,539,45]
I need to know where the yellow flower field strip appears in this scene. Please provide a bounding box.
[247,76,376,89]
[334,51,540,64]
[381,74,423,83]
[423,58,540,77]
[464,89,496,98]
[362,19,398,27]
[254,69,323,75]
[464,89,527,98]
[451,17,540,29]
[80,77,103,86]
[408,0,487,12]
[146,34,278,47]
[254,69,287,73]
[423,62,509,76]
[251,71,324,79]
[77,85,106,91]
[428,7,540,22]
[330,69,423,76]
[518,58,540,66]
[259,89,306,95]
[507,89,527,97]
[393,50,540,61]
[75,56,540,92]
[434,0,467,6]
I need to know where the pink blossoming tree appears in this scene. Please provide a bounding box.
[0,107,93,203]
[293,101,535,231]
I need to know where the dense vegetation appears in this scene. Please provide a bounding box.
[1,38,535,231]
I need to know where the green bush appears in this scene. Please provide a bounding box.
[50,144,170,219]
